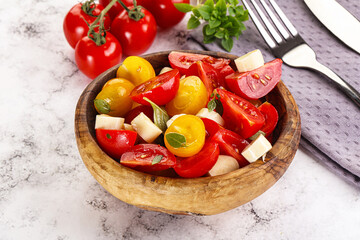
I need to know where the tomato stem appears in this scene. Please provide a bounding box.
[117,0,144,21]
[81,0,97,17]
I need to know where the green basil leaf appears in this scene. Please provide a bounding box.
[203,35,216,44]
[229,0,239,6]
[209,18,221,28]
[94,99,110,114]
[106,133,111,139]
[188,15,201,29]
[249,130,266,141]
[165,133,186,148]
[174,3,193,13]
[152,155,163,165]
[143,97,169,132]
[204,24,216,36]
[215,99,224,116]
[192,8,201,18]
[207,99,216,112]
[221,37,233,52]
[215,30,225,39]
[198,5,212,20]
[215,0,227,14]
[204,0,215,8]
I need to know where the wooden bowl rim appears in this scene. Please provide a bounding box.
[75,50,301,214]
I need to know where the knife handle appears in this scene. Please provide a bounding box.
[309,60,360,108]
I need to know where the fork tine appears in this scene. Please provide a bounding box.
[260,0,290,39]
[249,0,283,44]
[269,0,298,36]
[241,0,277,48]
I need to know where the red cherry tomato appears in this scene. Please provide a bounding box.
[99,0,148,20]
[125,105,154,124]
[130,69,180,106]
[258,102,279,136]
[96,129,137,159]
[120,144,176,172]
[174,141,220,178]
[219,65,235,85]
[168,51,232,77]
[110,6,157,56]
[75,33,122,79]
[63,2,111,49]
[201,118,249,166]
[189,61,224,98]
[216,88,265,139]
[225,59,283,100]
[145,0,189,29]
[211,128,250,167]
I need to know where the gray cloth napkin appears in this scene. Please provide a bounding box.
[179,0,360,187]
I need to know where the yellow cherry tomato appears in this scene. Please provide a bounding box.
[94,79,135,117]
[165,76,208,116]
[116,56,155,86]
[165,115,206,157]
[102,77,131,89]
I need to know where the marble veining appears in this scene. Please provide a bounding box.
[0,0,360,239]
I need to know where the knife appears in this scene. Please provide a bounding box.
[304,0,360,54]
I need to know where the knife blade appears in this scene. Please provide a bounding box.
[304,0,360,54]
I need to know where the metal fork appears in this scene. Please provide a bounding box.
[241,0,360,108]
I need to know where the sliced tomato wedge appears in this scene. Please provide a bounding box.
[218,64,235,84]
[189,61,224,97]
[168,51,231,76]
[201,118,249,167]
[130,69,180,106]
[216,88,265,139]
[125,105,153,124]
[120,144,176,172]
[258,102,278,136]
[211,128,249,167]
[174,141,220,178]
[96,129,137,160]
[225,59,282,100]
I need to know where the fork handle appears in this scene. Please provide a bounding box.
[309,61,360,108]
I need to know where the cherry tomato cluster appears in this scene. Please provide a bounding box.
[63,0,189,79]
[93,52,282,178]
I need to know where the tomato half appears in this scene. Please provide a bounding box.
[145,0,189,29]
[130,69,180,106]
[168,51,231,76]
[63,2,111,48]
[189,61,224,98]
[125,105,154,124]
[174,141,220,178]
[201,118,221,138]
[110,6,157,56]
[116,56,155,86]
[165,76,208,116]
[164,115,206,157]
[96,129,137,159]
[75,33,122,79]
[225,59,282,100]
[258,102,278,136]
[120,144,176,172]
[216,88,265,139]
[210,128,249,167]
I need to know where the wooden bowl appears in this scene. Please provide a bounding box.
[75,50,301,215]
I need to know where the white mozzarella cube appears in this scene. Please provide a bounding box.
[208,155,239,176]
[241,134,272,163]
[95,114,124,130]
[131,112,162,143]
[235,49,264,72]
[196,108,225,126]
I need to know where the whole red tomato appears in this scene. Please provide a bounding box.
[63,2,111,48]
[75,33,122,79]
[99,0,148,20]
[110,6,156,56]
[146,0,189,29]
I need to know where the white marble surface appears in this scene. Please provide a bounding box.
[0,0,360,239]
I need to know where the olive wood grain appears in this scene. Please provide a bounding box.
[75,50,301,215]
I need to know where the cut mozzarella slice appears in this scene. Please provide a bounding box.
[235,49,264,73]
[166,114,186,128]
[95,114,124,130]
[131,112,162,143]
[241,134,272,163]
[159,67,173,75]
[196,108,225,126]
[124,123,135,131]
[208,155,239,176]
